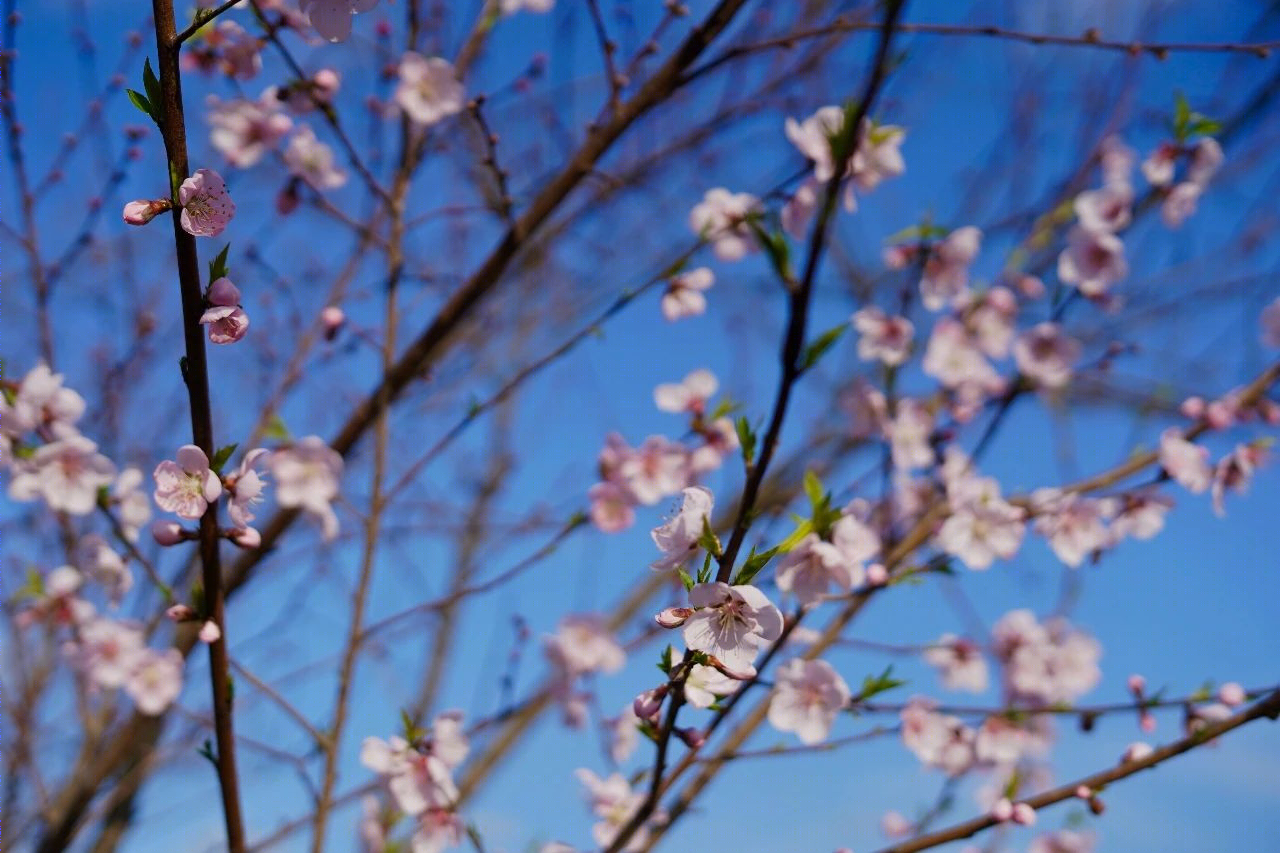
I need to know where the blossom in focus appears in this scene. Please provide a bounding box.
[682,582,783,676]
[200,277,250,344]
[153,444,222,519]
[269,436,344,540]
[395,53,465,127]
[682,663,740,709]
[767,658,851,745]
[1057,226,1127,296]
[178,168,235,238]
[301,0,379,42]
[650,486,714,571]
[661,267,714,321]
[689,188,761,262]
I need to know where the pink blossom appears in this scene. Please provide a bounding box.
[842,378,887,440]
[360,735,458,814]
[112,467,152,541]
[688,416,739,473]
[781,177,819,239]
[183,22,262,80]
[125,648,184,714]
[73,618,144,688]
[576,769,654,851]
[936,472,1025,570]
[153,444,221,520]
[301,0,379,42]
[1074,184,1132,233]
[225,448,269,529]
[198,620,222,644]
[321,305,346,339]
[920,227,981,311]
[767,658,851,744]
[632,686,666,723]
[1259,296,1280,348]
[849,119,907,194]
[1011,802,1037,826]
[1099,135,1135,189]
[359,797,387,853]
[607,705,641,762]
[1057,226,1127,296]
[1187,137,1223,186]
[230,525,261,549]
[965,286,1017,358]
[1,362,86,439]
[588,481,635,532]
[151,520,188,546]
[682,582,783,676]
[395,53,464,126]
[654,369,717,415]
[1013,322,1081,389]
[996,610,1101,704]
[8,435,117,515]
[900,698,975,775]
[544,615,626,677]
[923,318,1001,391]
[501,0,555,13]
[1161,181,1201,228]
[775,534,859,605]
[1211,443,1265,516]
[851,306,914,366]
[284,125,347,189]
[1158,428,1211,493]
[178,168,235,237]
[1120,741,1153,763]
[1141,142,1177,187]
[923,635,988,693]
[661,267,714,321]
[270,436,344,540]
[1031,489,1114,568]
[200,277,250,344]
[886,398,935,470]
[74,534,133,604]
[974,715,1048,766]
[881,811,913,839]
[650,486,714,571]
[683,663,740,708]
[411,809,464,853]
[990,798,1014,822]
[689,188,761,262]
[207,93,293,168]
[614,435,690,505]
[785,106,846,182]
[1109,490,1173,541]
[1029,830,1096,853]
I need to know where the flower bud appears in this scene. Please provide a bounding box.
[1120,741,1153,764]
[654,606,692,629]
[166,603,198,622]
[1180,396,1206,419]
[675,726,705,749]
[313,68,340,101]
[230,526,261,549]
[632,686,667,722]
[1016,274,1046,299]
[1011,803,1036,826]
[123,198,171,226]
[151,520,187,546]
[321,305,346,340]
[1127,673,1146,695]
[865,563,888,586]
[199,620,222,644]
[1218,681,1246,707]
[1139,711,1156,733]
[990,798,1013,822]
[1074,785,1092,799]
[1088,796,1106,816]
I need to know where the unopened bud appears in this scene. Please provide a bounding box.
[1180,396,1206,419]
[321,305,346,341]
[1139,712,1156,733]
[151,520,187,546]
[1016,274,1045,299]
[166,603,198,622]
[654,606,692,628]
[123,198,172,226]
[633,686,667,722]
[866,563,888,586]
[1088,796,1106,816]
[1011,803,1036,826]
[229,526,261,549]
[1218,681,1246,707]
[313,68,340,100]
[199,620,222,643]
[1120,741,1153,764]
[276,180,300,216]
[1075,785,1092,799]
[1127,673,1146,695]
[990,798,1013,822]
[675,726,705,749]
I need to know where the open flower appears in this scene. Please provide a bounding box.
[284,125,347,190]
[153,445,222,519]
[9,435,117,515]
[661,267,714,321]
[682,582,783,675]
[650,486,714,571]
[178,168,235,237]
[1057,226,1126,296]
[767,658,851,744]
[395,53,464,127]
[270,436,343,540]
[200,277,250,344]
[689,188,761,261]
[226,448,269,528]
[653,369,717,415]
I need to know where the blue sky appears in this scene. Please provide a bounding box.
[3,1,1279,852]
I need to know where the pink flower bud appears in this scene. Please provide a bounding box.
[632,686,667,722]
[675,726,705,749]
[866,563,888,586]
[1127,673,1146,695]
[1016,274,1045,299]
[1205,399,1237,429]
[321,305,346,340]
[1180,396,1206,419]
[199,620,222,643]
[654,606,693,628]
[123,198,171,226]
[1219,681,1246,707]
[1121,741,1153,763]
[151,520,187,546]
[230,526,261,549]
[1075,785,1092,799]
[166,603,198,622]
[206,277,241,306]
[1140,712,1156,733]
[990,798,1013,822]
[1011,803,1036,826]
[313,68,340,100]
[882,244,914,270]
[276,181,300,216]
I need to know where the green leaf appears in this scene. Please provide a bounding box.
[803,470,825,511]
[859,665,907,700]
[126,88,152,118]
[1172,91,1191,141]
[263,414,291,441]
[697,551,713,585]
[731,544,780,586]
[799,323,848,371]
[735,416,757,467]
[209,443,238,474]
[1186,116,1221,137]
[197,738,217,766]
[775,519,814,553]
[708,396,739,421]
[676,567,695,592]
[697,514,722,558]
[207,243,231,283]
[747,220,793,283]
[657,645,675,675]
[143,58,162,114]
